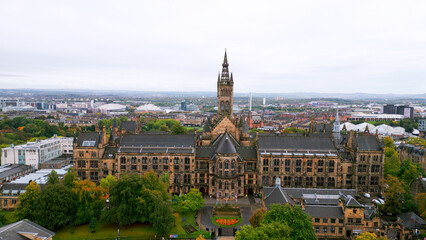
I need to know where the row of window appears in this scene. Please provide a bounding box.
[263,176,336,187]
[360,155,381,162]
[263,165,334,173]
[120,156,191,165]
[264,159,335,167]
[314,226,343,234]
[314,218,344,224]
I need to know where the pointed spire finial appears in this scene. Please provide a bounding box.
[223,49,228,66]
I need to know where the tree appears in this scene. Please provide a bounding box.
[382,176,407,214]
[196,234,206,240]
[171,124,187,134]
[63,168,77,188]
[73,179,105,225]
[415,193,426,219]
[384,148,401,178]
[101,174,143,225]
[399,159,422,184]
[14,181,41,220]
[47,170,59,185]
[89,217,98,229]
[384,137,395,148]
[355,232,388,240]
[261,204,316,240]
[100,174,116,194]
[35,183,77,230]
[150,194,175,235]
[139,171,171,223]
[0,210,7,227]
[235,222,292,240]
[249,208,267,227]
[172,188,204,215]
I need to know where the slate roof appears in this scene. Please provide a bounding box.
[103,147,118,158]
[236,147,257,160]
[344,195,364,208]
[242,119,249,134]
[264,186,295,209]
[354,135,381,151]
[76,132,101,147]
[364,205,376,220]
[0,219,55,240]
[258,135,336,151]
[304,205,344,218]
[398,212,426,229]
[0,165,32,181]
[120,134,195,147]
[216,133,237,154]
[196,146,216,158]
[121,121,137,132]
[313,123,332,133]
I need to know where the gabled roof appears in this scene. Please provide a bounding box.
[0,219,55,240]
[398,212,426,229]
[121,121,137,132]
[304,205,344,218]
[76,132,101,147]
[344,195,363,208]
[354,135,381,151]
[263,186,295,209]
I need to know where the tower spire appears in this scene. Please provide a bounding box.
[333,107,341,142]
[223,49,228,67]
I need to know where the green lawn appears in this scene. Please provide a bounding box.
[54,211,210,240]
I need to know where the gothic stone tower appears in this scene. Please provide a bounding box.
[217,50,234,117]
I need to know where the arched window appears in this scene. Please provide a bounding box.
[231,160,235,169]
[219,161,222,168]
[221,102,224,112]
[219,181,222,189]
[212,165,215,172]
[225,101,229,112]
[224,161,229,169]
[225,182,228,190]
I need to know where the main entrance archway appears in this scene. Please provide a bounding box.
[247,188,254,196]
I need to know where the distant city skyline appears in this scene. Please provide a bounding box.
[1,1,425,94]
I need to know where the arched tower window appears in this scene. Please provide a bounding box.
[231,160,235,169]
[224,161,229,169]
[221,102,224,112]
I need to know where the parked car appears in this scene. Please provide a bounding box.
[372,199,381,204]
[363,193,371,198]
[377,199,385,204]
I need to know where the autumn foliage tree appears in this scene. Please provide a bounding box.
[249,208,267,227]
[355,232,388,240]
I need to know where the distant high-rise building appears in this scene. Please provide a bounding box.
[181,101,187,111]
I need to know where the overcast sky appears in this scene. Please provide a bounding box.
[0,1,425,94]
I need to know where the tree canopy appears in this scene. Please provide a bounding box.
[172,188,204,214]
[236,204,316,240]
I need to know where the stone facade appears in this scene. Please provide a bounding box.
[73,51,385,198]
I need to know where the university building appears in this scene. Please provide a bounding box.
[73,51,385,197]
